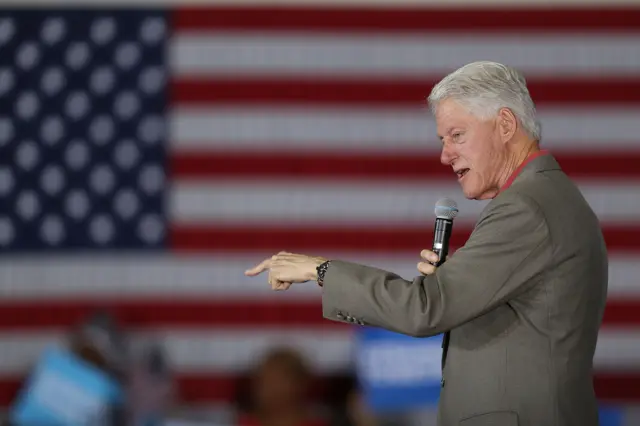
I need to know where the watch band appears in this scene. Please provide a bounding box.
[316,260,332,287]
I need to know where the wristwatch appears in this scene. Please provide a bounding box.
[316,260,332,287]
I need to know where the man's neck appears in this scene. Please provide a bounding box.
[497,143,540,190]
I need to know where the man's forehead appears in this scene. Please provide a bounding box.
[434,103,461,134]
[434,98,467,118]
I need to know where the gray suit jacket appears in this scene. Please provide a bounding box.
[321,154,608,426]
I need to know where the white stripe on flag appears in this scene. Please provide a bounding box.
[171,107,640,151]
[172,34,640,76]
[0,328,637,376]
[170,181,640,225]
[0,255,638,299]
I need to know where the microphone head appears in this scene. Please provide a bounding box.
[434,198,459,220]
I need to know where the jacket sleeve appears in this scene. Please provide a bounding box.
[321,192,552,337]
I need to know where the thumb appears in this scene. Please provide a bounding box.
[244,258,271,276]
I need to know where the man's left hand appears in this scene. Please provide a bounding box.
[418,249,439,275]
[245,252,327,291]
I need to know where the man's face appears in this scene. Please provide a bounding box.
[435,99,507,200]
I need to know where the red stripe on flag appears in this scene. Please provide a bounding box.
[191,372,640,404]
[0,299,635,329]
[602,300,640,328]
[170,225,640,253]
[173,7,640,33]
[2,372,638,406]
[178,374,336,403]
[595,373,640,403]
[171,152,640,181]
[0,300,349,330]
[172,77,640,106]
[0,375,333,408]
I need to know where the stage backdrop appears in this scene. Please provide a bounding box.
[0,3,639,412]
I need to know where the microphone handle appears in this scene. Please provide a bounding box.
[432,218,453,267]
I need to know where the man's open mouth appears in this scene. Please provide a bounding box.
[456,168,470,180]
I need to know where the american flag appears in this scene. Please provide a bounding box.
[0,5,639,412]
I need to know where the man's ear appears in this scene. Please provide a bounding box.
[497,107,518,143]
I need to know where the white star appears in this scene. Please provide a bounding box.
[0,68,15,97]
[138,214,164,244]
[15,140,40,172]
[90,215,115,244]
[40,215,65,246]
[16,42,41,71]
[0,19,16,46]
[65,139,91,171]
[90,164,115,195]
[140,17,166,45]
[41,17,66,45]
[91,17,117,45]
[115,189,140,220]
[15,91,40,121]
[66,190,90,221]
[0,217,15,246]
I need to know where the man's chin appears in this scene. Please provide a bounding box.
[462,187,499,201]
[460,181,498,200]
[460,183,477,200]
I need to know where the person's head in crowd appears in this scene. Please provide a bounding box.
[69,310,128,380]
[253,347,311,414]
[241,347,326,426]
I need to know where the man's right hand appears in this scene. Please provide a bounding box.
[417,249,439,275]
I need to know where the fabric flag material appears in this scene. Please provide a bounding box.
[0,5,639,411]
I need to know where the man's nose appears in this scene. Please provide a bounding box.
[440,143,456,166]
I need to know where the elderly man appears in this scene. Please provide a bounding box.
[245,61,608,426]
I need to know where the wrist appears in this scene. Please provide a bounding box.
[307,257,326,281]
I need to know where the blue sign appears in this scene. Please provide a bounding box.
[10,346,123,426]
[355,328,630,422]
[354,327,443,413]
[598,405,623,426]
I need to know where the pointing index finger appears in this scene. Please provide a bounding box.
[244,258,272,276]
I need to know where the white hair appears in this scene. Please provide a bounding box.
[427,61,541,141]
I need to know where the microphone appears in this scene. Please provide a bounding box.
[433,198,458,376]
[432,198,459,266]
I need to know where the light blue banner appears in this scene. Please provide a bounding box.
[10,346,123,426]
[354,327,443,413]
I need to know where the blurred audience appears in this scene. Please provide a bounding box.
[328,378,379,426]
[125,342,176,426]
[72,311,130,425]
[238,347,327,426]
[343,389,378,426]
[4,318,398,426]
